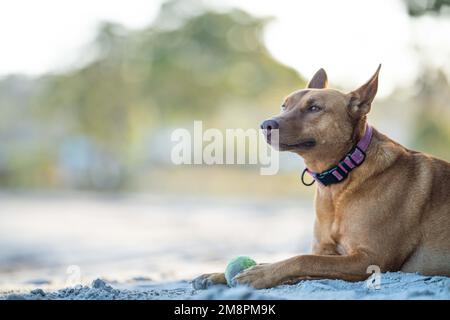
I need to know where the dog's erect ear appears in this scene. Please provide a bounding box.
[348,64,381,117]
[307,68,328,89]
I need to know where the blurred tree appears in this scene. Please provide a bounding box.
[402,0,450,160]
[405,0,450,16]
[38,0,304,135]
[0,0,305,190]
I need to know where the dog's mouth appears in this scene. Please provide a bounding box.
[265,135,316,151]
[278,139,316,151]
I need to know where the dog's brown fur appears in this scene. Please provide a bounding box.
[193,66,450,289]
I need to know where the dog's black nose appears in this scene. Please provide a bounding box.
[260,119,279,132]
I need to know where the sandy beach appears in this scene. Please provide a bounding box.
[1,192,449,300]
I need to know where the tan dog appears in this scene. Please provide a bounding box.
[193,66,450,289]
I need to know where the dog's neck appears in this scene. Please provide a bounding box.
[301,120,368,174]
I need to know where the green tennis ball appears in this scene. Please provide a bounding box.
[224,256,257,287]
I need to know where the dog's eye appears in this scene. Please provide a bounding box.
[307,105,322,112]
[281,103,287,111]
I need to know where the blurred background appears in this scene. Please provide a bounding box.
[0,0,449,290]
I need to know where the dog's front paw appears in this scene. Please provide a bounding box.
[233,264,281,289]
[192,272,227,290]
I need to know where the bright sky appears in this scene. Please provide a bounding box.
[1,0,449,96]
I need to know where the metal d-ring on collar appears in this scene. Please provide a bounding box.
[301,168,315,186]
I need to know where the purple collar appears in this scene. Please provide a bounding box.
[301,124,373,187]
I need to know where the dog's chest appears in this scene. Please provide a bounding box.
[318,209,342,240]
[315,189,350,245]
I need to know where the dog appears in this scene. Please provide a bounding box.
[193,65,450,289]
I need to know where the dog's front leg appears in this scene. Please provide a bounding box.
[192,272,227,289]
[234,252,373,289]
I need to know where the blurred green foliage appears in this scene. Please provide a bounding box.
[403,0,450,158]
[0,0,449,194]
[405,0,450,16]
[0,0,304,191]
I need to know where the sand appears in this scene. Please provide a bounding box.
[0,193,448,300]
[2,272,449,300]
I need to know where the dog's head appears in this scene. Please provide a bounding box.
[261,65,381,161]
